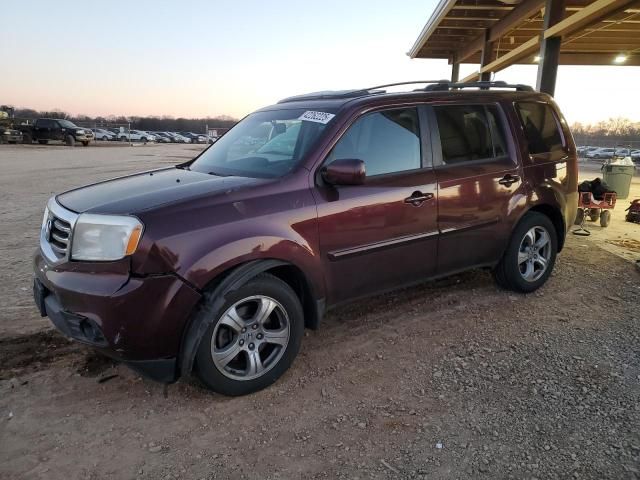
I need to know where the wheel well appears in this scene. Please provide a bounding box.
[265,264,320,330]
[528,204,566,251]
[198,260,321,330]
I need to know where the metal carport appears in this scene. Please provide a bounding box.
[408,0,640,95]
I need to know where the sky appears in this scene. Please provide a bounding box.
[1,0,639,124]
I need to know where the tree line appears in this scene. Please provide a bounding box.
[9,107,238,133]
[570,117,640,140]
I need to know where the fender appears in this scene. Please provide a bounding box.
[178,259,290,378]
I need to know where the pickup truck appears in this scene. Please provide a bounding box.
[20,118,94,146]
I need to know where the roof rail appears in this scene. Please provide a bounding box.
[277,89,382,104]
[277,80,534,104]
[277,80,452,104]
[424,81,534,92]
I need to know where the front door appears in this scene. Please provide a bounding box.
[313,106,439,305]
[429,103,524,274]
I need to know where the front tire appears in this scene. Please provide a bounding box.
[493,212,558,293]
[194,273,304,396]
[65,135,75,147]
[38,139,48,145]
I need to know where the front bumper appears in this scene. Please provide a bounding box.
[2,133,23,142]
[33,251,201,382]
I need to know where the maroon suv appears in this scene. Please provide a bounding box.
[33,81,578,395]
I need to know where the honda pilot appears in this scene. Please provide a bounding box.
[33,81,578,396]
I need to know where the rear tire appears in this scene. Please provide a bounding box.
[600,210,611,227]
[65,135,75,147]
[194,273,304,396]
[588,208,600,222]
[492,212,558,293]
[22,133,32,144]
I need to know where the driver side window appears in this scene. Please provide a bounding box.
[326,108,421,177]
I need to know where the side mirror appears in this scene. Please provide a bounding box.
[321,159,366,186]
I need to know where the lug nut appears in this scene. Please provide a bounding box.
[239,339,245,346]
[257,333,264,340]
[241,327,247,333]
[252,324,258,330]
[248,343,255,350]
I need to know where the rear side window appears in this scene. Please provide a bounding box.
[434,105,507,165]
[326,108,421,176]
[515,102,564,154]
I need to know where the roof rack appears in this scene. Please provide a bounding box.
[277,80,451,104]
[424,81,534,92]
[277,80,533,103]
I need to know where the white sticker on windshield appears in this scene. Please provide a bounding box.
[298,111,335,124]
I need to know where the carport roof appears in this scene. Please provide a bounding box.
[408,0,640,78]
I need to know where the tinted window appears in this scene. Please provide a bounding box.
[434,105,507,165]
[516,102,564,154]
[327,108,421,176]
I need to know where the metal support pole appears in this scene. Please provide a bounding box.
[479,29,493,82]
[451,55,460,82]
[536,0,565,95]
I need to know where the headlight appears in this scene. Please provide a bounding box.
[3,130,11,135]
[76,129,85,134]
[71,214,143,261]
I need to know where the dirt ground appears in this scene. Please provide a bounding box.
[0,144,639,479]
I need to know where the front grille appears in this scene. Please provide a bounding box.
[48,217,71,256]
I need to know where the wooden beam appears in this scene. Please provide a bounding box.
[479,36,540,73]
[461,71,481,82]
[455,0,546,62]
[544,0,637,38]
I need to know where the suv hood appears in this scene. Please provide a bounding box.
[57,167,266,215]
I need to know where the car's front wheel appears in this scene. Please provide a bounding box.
[195,273,303,396]
[493,212,558,293]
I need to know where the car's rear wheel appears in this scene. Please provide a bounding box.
[493,212,557,293]
[194,273,303,396]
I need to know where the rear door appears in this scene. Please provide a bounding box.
[313,105,439,305]
[430,103,524,274]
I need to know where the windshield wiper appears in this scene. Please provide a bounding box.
[175,164,190,171]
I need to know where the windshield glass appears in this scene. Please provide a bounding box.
[58,120,78,128]
[189,108,335,178]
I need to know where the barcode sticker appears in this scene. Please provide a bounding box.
[298,111,335,124]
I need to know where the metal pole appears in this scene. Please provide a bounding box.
[536,0,565,95]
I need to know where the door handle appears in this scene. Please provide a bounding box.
[404,191,434,206]
[498,174,520,187]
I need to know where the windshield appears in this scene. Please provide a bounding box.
[58,119,78,128]
[189,108,335,178]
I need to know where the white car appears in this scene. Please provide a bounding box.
[116,130,156,143]
[92,128,115,141]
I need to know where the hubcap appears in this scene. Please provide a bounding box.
[518,226,552,282]
[210,295,290,381]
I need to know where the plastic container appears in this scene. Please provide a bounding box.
[601,164,635,199]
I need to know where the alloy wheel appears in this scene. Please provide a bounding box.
[210,295,290,381]
[518,226,552,282]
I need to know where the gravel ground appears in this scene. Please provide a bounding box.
[0,145,639,479]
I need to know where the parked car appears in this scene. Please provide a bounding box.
[92,128,115,141]
[586,147,615,159]
[630,150,640,163]
[151,131,173,143]
[33,81,577,396]
[19,118,94,146]
[116,129,155,143]
[0,127,23,144]
[166,132,191,143]
[179,132,208,143]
